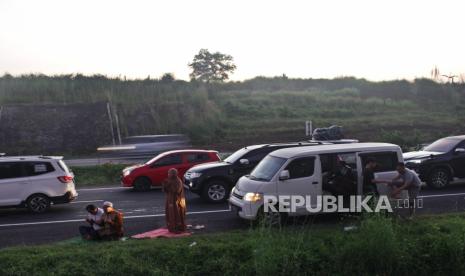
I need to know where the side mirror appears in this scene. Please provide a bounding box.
[279,170,290,181]
[239,159,250,165]
[455,148,465,154]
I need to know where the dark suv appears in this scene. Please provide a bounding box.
[404,135,465,188]
[184,141,348,203]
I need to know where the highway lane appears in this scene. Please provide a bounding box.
[0,187,247,248]
[2,184,465,249]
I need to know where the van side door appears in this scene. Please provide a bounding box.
[277,155,321,214]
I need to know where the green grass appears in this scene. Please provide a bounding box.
[71,164,128,187]
[1,75,465,154]
[2,214,465,275]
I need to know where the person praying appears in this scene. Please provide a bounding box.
[162,168,187,233]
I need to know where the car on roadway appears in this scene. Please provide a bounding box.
[184,141,358,203]
[0,156,78,213]
[229,143,403,222]
[121,149,220,191]
[404,135,465,188]
[98,134,191,158]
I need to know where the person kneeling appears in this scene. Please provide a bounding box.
[79,204,104,241]
[98,201,124,241]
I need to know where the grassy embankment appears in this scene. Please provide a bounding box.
[1,75,465,154]
[1,214,465,275]
[70,164,128,187]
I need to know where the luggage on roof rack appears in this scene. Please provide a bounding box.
[312,125,344,141]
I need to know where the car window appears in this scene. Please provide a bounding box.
[58,160,71,173]
[456,141,465,149]
[154,154,182,167]
[24,162,55,176]
[224,147,249,164]
[285,157,315,179]
[186,153,210,163]
[0,162,25,179]
[361,152,399,172]
[320,153,356,173]
[244,150,269,164]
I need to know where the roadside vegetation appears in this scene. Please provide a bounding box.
[1,74,465,153]
[1,214,465,275]
[70,164,128,187]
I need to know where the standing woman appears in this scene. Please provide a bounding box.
[162,168,187,233]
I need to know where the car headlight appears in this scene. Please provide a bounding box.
[244,192,262,202]
[188,172,202,179]
[123,169,132,177]
[408,159,427,164]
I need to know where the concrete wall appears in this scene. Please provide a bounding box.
[0,102,112,155]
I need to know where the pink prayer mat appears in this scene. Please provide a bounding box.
[132,228,191,239]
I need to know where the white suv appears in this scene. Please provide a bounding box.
[0,156,78,213]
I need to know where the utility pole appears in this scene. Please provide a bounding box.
[114,111,122,145]
[106,102,116,145]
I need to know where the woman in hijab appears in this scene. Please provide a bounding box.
[162,168,187,233]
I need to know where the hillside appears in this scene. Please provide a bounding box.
[0,74,464,154]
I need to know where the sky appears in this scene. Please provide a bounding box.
[0,0,464,81]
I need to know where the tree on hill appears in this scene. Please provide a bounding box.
[188,49,236,82]
[161,73,175,82]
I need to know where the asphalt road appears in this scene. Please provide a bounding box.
[0,187,247,249]
[2,183,465,249]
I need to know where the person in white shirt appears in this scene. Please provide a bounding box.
[79,204,104,240]
[387,162,422,217]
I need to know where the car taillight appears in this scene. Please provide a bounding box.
[58,175,74,183]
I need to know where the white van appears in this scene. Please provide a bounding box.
[0,156,78,213]
[229,143,404,221]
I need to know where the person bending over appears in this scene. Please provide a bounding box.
[98,201,124,240]
[79,204,104,240]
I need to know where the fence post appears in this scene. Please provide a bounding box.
[305,120,313,137]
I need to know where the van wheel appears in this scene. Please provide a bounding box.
[202,181,229,203]
[27,194,50,213]
[427,169,450,189]
[134,177,152,192]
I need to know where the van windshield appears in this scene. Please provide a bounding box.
[250,155,286,182]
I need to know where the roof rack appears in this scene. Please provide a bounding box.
[39,156,63,160]
[0,155,63,160]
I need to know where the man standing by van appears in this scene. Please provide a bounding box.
[388,162,421,216]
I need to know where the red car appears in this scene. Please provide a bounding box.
[121,150,220,191]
